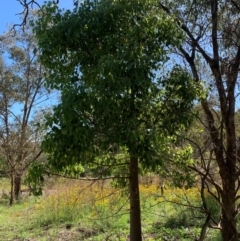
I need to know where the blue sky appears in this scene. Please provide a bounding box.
[0,0,73,34]
[0,1,74,119]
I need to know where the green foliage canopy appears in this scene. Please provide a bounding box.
[32,0,199,173]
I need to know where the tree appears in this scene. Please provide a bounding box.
[31,0,198,240]
[0,21,49,204]
[159,1,240,240]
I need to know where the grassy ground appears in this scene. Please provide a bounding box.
[0,178,221,241]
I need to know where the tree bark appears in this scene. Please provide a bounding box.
[129,156,142,241]
[14,171,22,200]
[220,167,238,241]
[9,168,14,206]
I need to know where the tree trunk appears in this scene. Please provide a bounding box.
[9,168,14,206]
[14,171,22,200]
[220,168,238,241]
[129,156,142,241]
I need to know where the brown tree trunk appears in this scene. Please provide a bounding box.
[9,168,14,206]
[220,168,238,241]
[129,156,142,241]
[14,171,22,200]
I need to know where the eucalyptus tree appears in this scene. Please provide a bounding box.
[159,1,240,240]
[0,21,49,204]
[32,0,198,240]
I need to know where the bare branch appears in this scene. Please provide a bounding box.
[12,0,59,31]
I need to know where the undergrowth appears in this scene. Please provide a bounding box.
[0,179,221,240]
